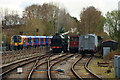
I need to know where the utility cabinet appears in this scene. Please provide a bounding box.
[103,47,110,56]
[114,55,120,78]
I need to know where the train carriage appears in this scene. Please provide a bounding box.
[46,36,53,46]
[69,35,79,52]
[11,35,52,50]
[78,34,102,56]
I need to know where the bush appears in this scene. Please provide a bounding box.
[103,50,120,60]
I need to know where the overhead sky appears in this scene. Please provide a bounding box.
[0,0,120,20]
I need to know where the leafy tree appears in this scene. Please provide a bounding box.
[79,6,105,35]
[22,3,60,35]
[20,18,45,35]
[105,10,120,48]
[22,3,79,35]
[105,10,118,40]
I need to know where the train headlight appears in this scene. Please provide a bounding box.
[15,43,18,46]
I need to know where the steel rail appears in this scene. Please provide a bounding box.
[71,56,83,80]
[48,54,74,80]
[84,57,102,80]
[1,54,48,77]
[27,54,67,80]
[71,55,102,80]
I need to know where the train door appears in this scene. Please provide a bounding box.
[28,37,32,47]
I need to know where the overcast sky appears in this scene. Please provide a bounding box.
[0,0,120,20]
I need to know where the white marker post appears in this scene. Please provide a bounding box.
[17,67,23,74]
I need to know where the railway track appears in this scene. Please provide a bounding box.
[2,53,103,80]
[1,54,49,79]
[27,54,53,80]
[71,55,102,80]
[2,52,69,79]
[2,47,45,64]
[47,53,74,80]
[27,53,68,80]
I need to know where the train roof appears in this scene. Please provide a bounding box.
[69,35,79,37]
[46,36,53,38]
[12,35,53,38]
[87,34,97,37]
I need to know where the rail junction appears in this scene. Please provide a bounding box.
[1,50,103,80]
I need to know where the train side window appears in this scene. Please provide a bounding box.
[70,37,74,41]
[34,38,38,42]
[44,38,46,42]
[28,38,32,42]
[75,37,79,41]
[18,36,22,42]
[31,38,34,42]
[70,37,79,41]
[24,38,26,42]
[34,38,36,42]
[41,38,44,42]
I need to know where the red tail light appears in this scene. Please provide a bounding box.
[52,46,62,48]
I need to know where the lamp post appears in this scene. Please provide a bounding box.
[118,1,120,49]
[0,26,2,52]
[0,21,2,80]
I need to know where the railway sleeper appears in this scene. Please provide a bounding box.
[97,62,109,67]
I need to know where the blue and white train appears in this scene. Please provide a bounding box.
[11,35,53,50]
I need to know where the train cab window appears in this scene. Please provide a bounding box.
[12,36,21,42]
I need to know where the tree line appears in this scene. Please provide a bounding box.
[2,3,79,36]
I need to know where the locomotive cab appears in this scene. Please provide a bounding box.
[11,35,22,50]
[51,33,62,53]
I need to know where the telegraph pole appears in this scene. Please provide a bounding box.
[0,18,2,80]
